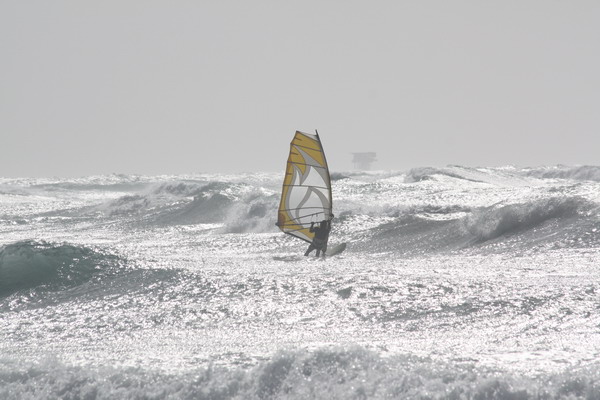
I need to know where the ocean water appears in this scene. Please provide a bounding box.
[2,165,600,399]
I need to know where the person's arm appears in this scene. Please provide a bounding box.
[309,222,315,232]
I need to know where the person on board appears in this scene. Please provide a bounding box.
[304,215,333,257]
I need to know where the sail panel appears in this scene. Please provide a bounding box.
[277,131,332,243]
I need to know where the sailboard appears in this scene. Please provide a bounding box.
[325,242,346,256]
[276,130,346,256]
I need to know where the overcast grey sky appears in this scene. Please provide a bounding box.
[2,1,599,177]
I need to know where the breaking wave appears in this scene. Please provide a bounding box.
[96,181,279,232]
[0,241,124,297]
[403,165,534,186]
[522,165,600,182]
[404,166,483,183]
[463,196,591,243]
[97,181,211,216]
[1,347,599,400]
[152,185,279,232]
[221,190,279,233]
[358,196,600,255]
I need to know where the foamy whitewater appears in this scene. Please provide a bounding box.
[2,165,600,399]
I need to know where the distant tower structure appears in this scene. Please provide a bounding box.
[352,152,377,170]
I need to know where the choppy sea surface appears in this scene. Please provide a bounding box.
[2,165,600,399]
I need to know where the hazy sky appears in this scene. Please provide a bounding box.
[2,1,599,177]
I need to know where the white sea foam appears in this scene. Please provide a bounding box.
[1,166,600,398]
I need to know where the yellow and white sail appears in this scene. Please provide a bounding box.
[276,130,333,243]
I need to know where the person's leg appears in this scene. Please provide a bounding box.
[321,243,328,257]
[304,244,315,256]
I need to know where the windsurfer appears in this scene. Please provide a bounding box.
[304,215,333,257]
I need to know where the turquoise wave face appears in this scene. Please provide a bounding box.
[0,240,124,297]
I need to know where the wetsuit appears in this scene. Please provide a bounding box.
[304,220,331,257]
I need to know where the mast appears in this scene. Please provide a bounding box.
[315,129,333,219]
